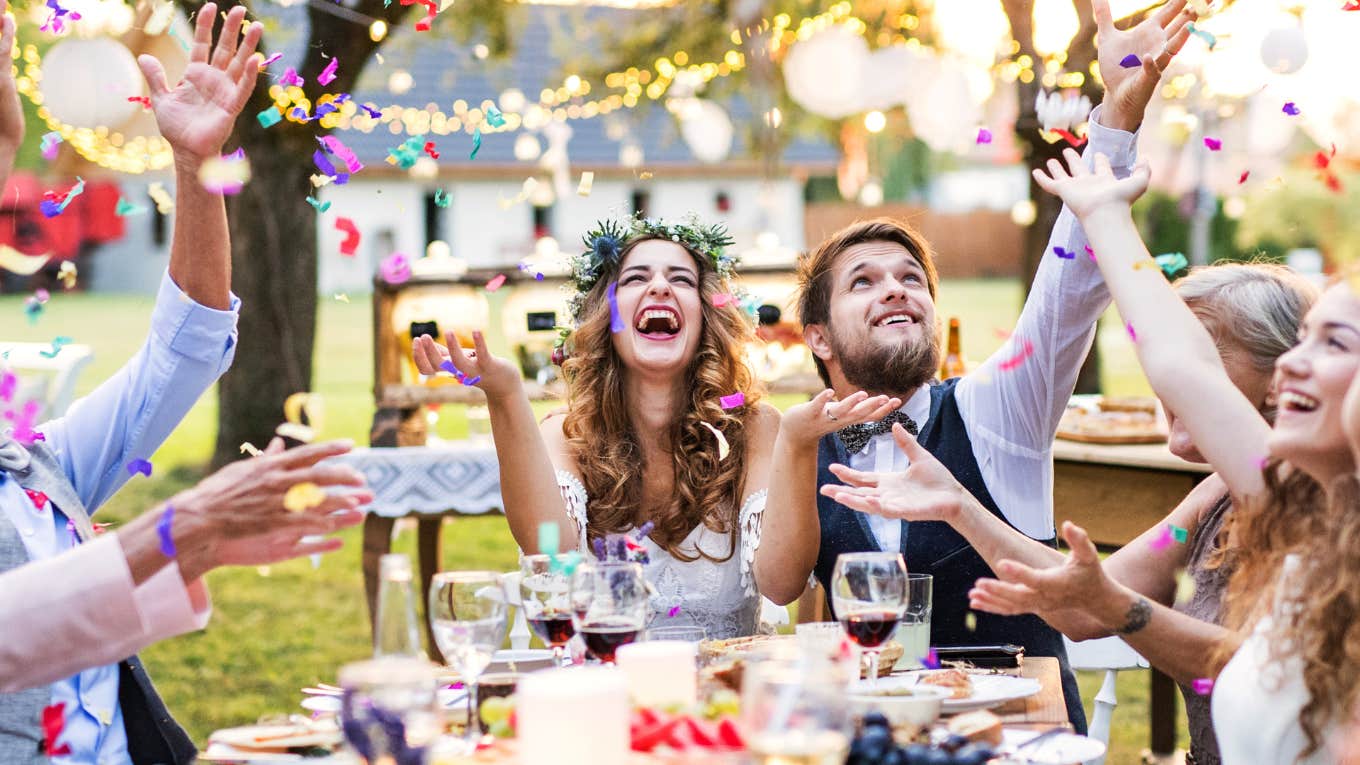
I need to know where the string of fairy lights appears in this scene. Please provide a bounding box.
[13,1,1075,173]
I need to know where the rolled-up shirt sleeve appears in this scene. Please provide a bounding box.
[41,271,240,514]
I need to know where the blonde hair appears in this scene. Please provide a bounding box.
[1175,262,1319,374]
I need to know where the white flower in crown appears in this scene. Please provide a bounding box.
[1035,90,1093,133]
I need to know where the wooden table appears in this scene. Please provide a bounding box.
[988,656,1068,730]
[1052,438,1209,758]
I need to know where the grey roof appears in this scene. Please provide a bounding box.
[253,2,837,169]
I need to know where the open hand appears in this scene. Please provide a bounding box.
[1095,0,1195,132]
[820,423,970,522]
[413,329,523,401]
[0,2,22,163]
[967,521,1113,617]
[138,2,262,163]
[779,389,901,448]
[1033,148,1150,219]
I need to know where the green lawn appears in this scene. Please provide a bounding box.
[0,281,1176,763]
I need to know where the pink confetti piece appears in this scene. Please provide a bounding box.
[40,132,62,161]
[317,135,364,174]
[484,273,507,292]
[1053,128,1087,148]
[998,338,1035,372]
[1192,678,1214,695]
[1238,171,1250,184]
[380,253,411,285]
[1254,455,1270,470]
[317,57,338,86]
[9,400,40,446]
[1203,137,1222,151]
[280,68,304,87]
[0,371,15,403]
[719,392,745,410]
[1053,246,1076,260]
[1126,321,1137,342]
[711,293,736,308]
[667,605,681,618]
[261,52,283,67]
[607,281,625,333]
[126,458,153,477]
[334,217,360,256]
[1085,245,1096,261]
[1282,102,1300,116]
[921,648,940,669]
[1119,53,1141,68]
[1148,524,1174,551]
[975,128,993,145]
[127,96,151,110]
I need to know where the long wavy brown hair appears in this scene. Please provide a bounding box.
[559,236,761,562]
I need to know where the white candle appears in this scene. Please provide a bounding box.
[516,667,629,765]
[614,640,698,708]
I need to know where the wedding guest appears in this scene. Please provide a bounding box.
[821,262,1315,765]
[0,438,368,694]
[0,5,268,763]
[781,0,1196,730]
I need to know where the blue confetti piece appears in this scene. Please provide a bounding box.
[126,458,153,477]
[1053,246,1076,259]
[1154,252,1189,278]
[921,648,940,669]
[470,127,482,160]
[1119,53,1141,68]
[485,105,505,128]
[305,196,331,213]
[607,281,625,333]
[433,188,450,208]
[1187,22,1217,50]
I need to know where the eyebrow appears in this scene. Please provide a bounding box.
[621,265,697,276]
[843,258,922,282]
[1322,321,1360,338]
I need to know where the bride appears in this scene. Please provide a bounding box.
[414,216,897,638]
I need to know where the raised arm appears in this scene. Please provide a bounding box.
[1033,154,1270,498]
[0,4,21,190]
[414,330,571,551]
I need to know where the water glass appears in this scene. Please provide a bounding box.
[570,562,649,664]
[428,571,507,744]
[830,552,908,685]
[339,657,442,765]
[740,653,852,765]
[895,573,934,670]
[518,554,574,665]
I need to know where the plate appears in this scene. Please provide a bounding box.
[1002,728,1106,764]
[440,649,554,682]
[208,723,343,750]
[897,671,1043,713]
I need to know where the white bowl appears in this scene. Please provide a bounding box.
[847,680,952,727]
[487,649,555,674]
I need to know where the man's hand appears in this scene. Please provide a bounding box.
[138,2,262,164]
[1095,0,1195,132]
[1032,149,1151,221]
[778,389,901,448]
[820,423,970,523]
[0,1,23,174]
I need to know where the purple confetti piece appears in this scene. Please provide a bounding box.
[40,199,62,218]
[1126,321,1137,342]
[318,57,339,86]
[261,52,283,67]
[1119,53,1141,68]
[667,605,681,618]
[313,150,337,177]
[593,538,607,561]
[921,648,940,669]
[719,391,745,410]
[607,281,625,333]
[157,505,177,558]
[1282,102,1300,116]
[975,127,993,145]
[360,104,383,119]
[126,458,153,477]
[633,521,655,541]
[463,375,481,386]
[1053,246,1076,260]
[1192,678,1214,695]
[1203,137,1223,151]
[439,360,458,375]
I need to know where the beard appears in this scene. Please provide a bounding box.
[829,324,940,396]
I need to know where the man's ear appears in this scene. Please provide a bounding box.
[803,323,834,364]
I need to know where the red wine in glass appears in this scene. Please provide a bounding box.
[841,609,900,649]
[579,621,640,663]
[527,612,575,646]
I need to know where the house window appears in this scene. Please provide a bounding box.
[423,191,444,245]
[152,205,167,248]
[630,189,650,219]
[532,203,553,240]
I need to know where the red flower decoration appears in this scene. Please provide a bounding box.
[42,703,71,756]
[24,489,48,510]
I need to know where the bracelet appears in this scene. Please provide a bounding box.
[156,505,176,559]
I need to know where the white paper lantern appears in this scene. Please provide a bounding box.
[39,38,141,129]
[854,46,920,112]
[1260,24,1308,75]
[514,133,542,161]
[678,99,733,164]
[782,25,869,119]
[906,55,985,154]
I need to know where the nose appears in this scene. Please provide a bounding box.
[646,273,673,299]
[1275,342,1309,380]
[880,276,908,304]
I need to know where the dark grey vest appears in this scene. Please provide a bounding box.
[0,442,196,764]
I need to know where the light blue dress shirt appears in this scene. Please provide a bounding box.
[2,270,239,765]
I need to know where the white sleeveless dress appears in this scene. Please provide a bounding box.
[556,470,767,640]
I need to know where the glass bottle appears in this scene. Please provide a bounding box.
[940,316,966,379]
[375,553,424,658]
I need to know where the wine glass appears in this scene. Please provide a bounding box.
[338,657,441,765]
[570,561,649,664]
[830,552,908,685]
[518,554,574,666]
[741,652,852,765]
[428,571,508,746]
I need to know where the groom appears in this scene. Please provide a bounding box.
[790,0,1197,730]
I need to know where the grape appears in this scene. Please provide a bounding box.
[940,733,970,753]
[861,712,891,730]
[952,743,995,765]
[479,696,513,725]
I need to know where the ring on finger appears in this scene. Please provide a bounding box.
[826,410,839,422]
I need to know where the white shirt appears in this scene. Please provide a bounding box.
[846,106,1137,545]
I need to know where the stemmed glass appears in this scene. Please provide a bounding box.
[518,554,575,666]
[428,571,507,747]
[830,552,908,685]
[570,561,649,664]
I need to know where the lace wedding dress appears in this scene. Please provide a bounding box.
[556,470,768,640]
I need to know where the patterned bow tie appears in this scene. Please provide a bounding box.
[0,433,31,474]
[838,410,919,454]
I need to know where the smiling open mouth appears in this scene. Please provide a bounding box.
[873,312,916,328]
[636,308,680,337]
[1280,391,1319,413]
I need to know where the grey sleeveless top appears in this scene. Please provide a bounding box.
[1174,492,1233,765]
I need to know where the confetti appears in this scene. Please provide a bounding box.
[1238,171,1250,184]
[498,177,538,209]
[1170,524,1188,544]
[1148,524,1174,551]
[422,141,440,160]
[277,392,324,443]
[148,183,174,214]
[921,648,940,669]
[538,521,560,556]
[1282,102,1300,116]
[1053,128,1087,148]
[1174,569,1196,605]
[335,217,360,256]
[360,104,383,119]
[24,291,46,324]
[975,127,992,144]
[0,371,14,402]
[256,106,282,129]
[334,293,350,303]
[317,135,364,174]
[484,273,508,292]
[516,261,543,280]
[8,400,40,445]
[577,171,594,196]
[1254,455,1270,470]
[1154,252,1189,278]
[719,391,745,410]
[711,293,736,307]
[239,442,262,457]
[386,136,424,169]
[306,196,331,213]
[607,281,625,333]
[41,177,85,218]
[57,261,77,289]
[1192,678,1214,695]
[1053,246,1076,260]
[127,95,151,110]
[317,57,338,86]
[1203,137,1222,151]
[25,489,47,510]
[380,252,411,284]
[667,605,681,618]
[998,338,1035,372]
[42,703,71,757]
[40,132,62,161]
[198,154,251,195]
[1346,0,1360,10]
[1084,245,1095,261]
[485,105,506,128]
[701,421,730,461]
[310,174,334,189]
[39,336,72,359]
[125,459,153,478]
[1133,259,1159,271]
[284,482,326,513]
[260,52,283,67]
[1119,53,1141,68]
[470,127,482,160]
[1187,22,1217,49]
[964,612,977,632]
[167,25,190,53]
[280,68,304,87]
[433,188,450,207]
[1126,321,1137,342]
[0,248,50,275]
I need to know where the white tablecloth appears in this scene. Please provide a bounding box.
[328,443,503,518]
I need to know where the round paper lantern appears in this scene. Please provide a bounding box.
[678,99,733,164]
[906,54,984,154]
[854,45,921,112]
[38,37,141,130]
[1259,23,1308,75]
[514,133,542,161]
[782,24,870,119]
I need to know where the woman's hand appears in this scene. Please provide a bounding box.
[1033,149,1151,221]
[413,329,524,401]
[968,522,1118,620]
[0,2,22,169]
[1095,0,1195,133]
[778,389,902,448]
[820,423,971,523]
[137,2,262,165]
